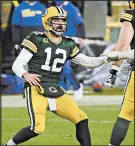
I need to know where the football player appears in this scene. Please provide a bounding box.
[102,0,134,145]
[4,6,107,146]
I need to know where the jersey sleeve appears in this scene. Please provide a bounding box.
[20,32,38,54]
[69,39,80,59]
[119,9,133,23]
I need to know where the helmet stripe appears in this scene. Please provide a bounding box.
[60,7,64,14]
[56,6,63,14]
[55,6,61,14]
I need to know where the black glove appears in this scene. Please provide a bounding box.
[105,69,118,87]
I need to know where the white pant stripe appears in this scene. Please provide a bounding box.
[27,87,34,130]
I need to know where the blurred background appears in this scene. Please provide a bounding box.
[1,0,129,94]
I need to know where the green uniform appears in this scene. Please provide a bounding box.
[20,32,88,133]
[20,31,80,97]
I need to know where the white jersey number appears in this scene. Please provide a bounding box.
[41,47,67,72]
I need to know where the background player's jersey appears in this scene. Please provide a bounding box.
[120,9,135,70]
[20,31,80,84]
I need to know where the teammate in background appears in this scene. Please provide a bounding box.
[12,0,46,53]
[102,0,134,145]
[4,6,107,146]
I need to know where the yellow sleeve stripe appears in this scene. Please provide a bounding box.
[120,14,132,19]
[21,39,38,53]
[73,46,79,52]
[21,41,37,53]
[21,42,36,53]
[120,14,132,20]
[120,16,132,21]
[120,12,132,18]
[120,12,133,21]
[70,49,79,57]
[70,46,80,57]
[23,39,38,51]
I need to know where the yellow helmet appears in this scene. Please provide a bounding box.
[128,0,134,9]
[42,6,67,35]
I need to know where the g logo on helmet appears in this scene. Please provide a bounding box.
[42,10,48,16]
[49,86,58,93]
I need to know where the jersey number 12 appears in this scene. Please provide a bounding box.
[41,47,67,72]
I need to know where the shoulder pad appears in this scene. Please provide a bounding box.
[21,31,39,54]
[63,35,75,41]
[33,31,44,36]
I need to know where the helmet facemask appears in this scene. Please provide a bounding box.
[46,16,67,36]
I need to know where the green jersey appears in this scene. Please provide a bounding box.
[20,31,80,85]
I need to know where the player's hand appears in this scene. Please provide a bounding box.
[23,72,41,86]
[101,51,120,62]
[104,69,118,87]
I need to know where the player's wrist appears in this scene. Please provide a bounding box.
[22,72,29,78]
[112,65,119,72]
[110,65,119,75]
[109,69,117,75]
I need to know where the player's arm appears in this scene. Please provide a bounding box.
[103,49,134,61]
[69,39,106,68]
[12,48,32,78]
[12,48,41,86]
[12,32,38,78]
[12,32,41,86]
[118,49,134,60]
[103,10,134,87]
[111,21,134,67]
[71,53,106,68]
[111,9,134,68]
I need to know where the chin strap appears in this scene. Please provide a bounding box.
[50,27,64,36]
[50,29,62,36]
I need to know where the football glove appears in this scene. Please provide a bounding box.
[105,69,118,87]
[101,51,120,62]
